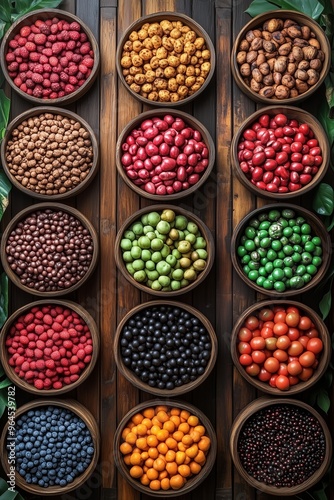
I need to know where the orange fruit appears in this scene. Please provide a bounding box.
[180,410,190,421]
[163,420,175,433]
[170,474,185,490]
[146,468,159,480]
[190,461,202,474]
[148,447,159,459]
[161,477,170,490]
[198,436,211,451]
[149,479,161,491]
[155,405,168,413]
[129,465,143,478]
[153,457,166,472]
[170,415,181,427]
[177,442,187,452]
[136,437,148,450]
[190,430,201,443]
[185,444,198,458]
[165,437,177,450]
[156,429,169,442]
[170,408,180,416]
[140,473,150,485]
[147,434,158,447]
[145,457,154,468]
[130,452,142,466]
[152,416,163,427]
[178,422,190,434]
[142,417,152,429]
[178,464,191,477]
[194,450,206,465]
[156,410,169,423]
[119,442,132,455]
[150,425,162,436]
[132,413,144,425]
[141,451,149,461]
[194,425,206,436]
[143,408,155,419]
[188,415,199,427]
[182,434,193,446]
[165,449,176,462]
[121,427,131,439]
[157,442,168,455]
[123,454,131,466]
[175,451,186,465]
[136,423,148,436]
[173,430,184,442]
[166,461,178,476]
[125,432,137,445]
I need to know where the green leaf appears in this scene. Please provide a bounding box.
[12,0,62,21]
[0,172,11,222]
[310,490,329,500]
[0,20,7,40]
[0,67,5,88]
[0,1,13,23]
[245,0,324,19]
[319,285,332,319]
[316,389,331,413]
[0,479,8,494]
[0,391,8,418]
[0,489,23,500]
[0,89,10,140]
[0,378,11,389]
[312,183,334,216]
[0,273,9,328]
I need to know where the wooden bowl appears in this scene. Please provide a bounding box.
[0,9,99,106]
[231,299,331,395]
[114,300,217,396]
[115,205,215,297]
[0,202,98,297]
[0,399,100,495]
[231,10,331,105]
[231,203,331,296]
[116,108,215,200]
[0,299,99,395]
[231,106,330,199]
[116,12,215,107]
[114,399,217,496]
[1,107,99,200]
[230,397,332,495]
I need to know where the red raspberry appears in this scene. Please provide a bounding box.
[66,40,76,50]
[58,90,65,97]
[69,31,80,41]
[34,19,44,27]
[33,63,44,74]
[43,63,52,73]
[34,33,47,45]
[39,23,50,35]
[5,52,15,62]
[72,53,82,63]
[19,62,28,72]
[7,61,19,72]
[60,30,70,41]
[78,63,89,75]
[50,24,58,34]
[49,56,58,67]
[39,54,48,64]
[31,25,40,34]
[29,52,40,62]
[19,47,29,59]
[48,34,57,42]
[80,32,88,43]
[52,42,65,54]
[82,57,94,68]
[68,76,78,85]
[20,83,27,92]
[53,381,63,390]
[63,22,70,30]
[20,26,31,37]
[42,47,53,57]
[25,370,34,380]
[14,76,22,87]
[25,78,34,89]
[34,379,44,389]
[59,56,68,67]
[60,71,69,82]
[27,33,35,42]
[35,359,45,370]
[25,41,36,52]
[50,74,59,83]
[17,36,27,46]
[69,21,81,31]
[9,40,18,49]
[64,83,75,94]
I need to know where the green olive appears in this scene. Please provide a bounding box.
[187,221,198,234]
[131,222,144,235]
[193,259,206,271]
[177,240,192,254]
[161,209,175,222]
[133,270,146,282]
[174,215,188,230]
[172,268,184,280]
[169,228,179,241]
[147,211,161,226]
[150,238,164,251]
[193,237,207,249]
[179,257,192,268]
[184,269,197,281]
[185,233,196,245]
[120,238,132,251]
[191,251,199,261]
[156,220,171,234]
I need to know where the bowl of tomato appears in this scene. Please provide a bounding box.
[231,300,331,395]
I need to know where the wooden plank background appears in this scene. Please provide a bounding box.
[1,0,333,499]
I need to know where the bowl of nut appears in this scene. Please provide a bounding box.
[116,109,215,199]
[116,12,215,106]
[1,107,99,199]
[231,299,331,395]
[0,9,99,105]
[114,400,217,495]
[231,203,331,296]
[0,203,98,296]
[230,398,332,495]
[115,205,214,296]
[231,10,331,104]
[0,299,99,395]
[231,106,329,198]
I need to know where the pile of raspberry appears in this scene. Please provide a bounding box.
[5,16,94,99]
[5,304,93,390]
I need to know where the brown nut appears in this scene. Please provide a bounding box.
[298,60,310,71]
[292,46,304,62]
[237,51,247,65]
[283,19,298,28]
[294,68,308,81]
[303,45,318,60]
[317,50,325,62]
[310,58,323,71]
[278,42,292,56]
[259,85,276,97]
[263,18,284,33]
[273,71,282,84]
[275,84,290,99]
[246,29,260,42]
[263,74,274,86]
[287,62,297,75]
[262,31,273,41]
[246,50,258,64]
[307,68,320,85]
[252,68,263,83]
[290,88,299,97]
[295,79,309,93]
[309,38,321,49]
[251,38,263,51]
[287,25,302,39]
[250,78,262,92]
[256,53,266,66]
[263,40,277,53]
[148,91,159,101]
[274,56,287,73]
[281,74,295,89]
[259,62,270,75]
[293,37,309,48]
[239,39,250,51]
[271,31,286,45]
[301,25,311,40]
[240,63,251,77]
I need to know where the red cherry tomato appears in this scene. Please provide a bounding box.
[239,354,252,366]
[285,311,300,327]
[265,337,278,351]
[261,326,274,338]
[258,367,272,382]
[258,308,274,321]
[250,337,266,350]
[245,363,261,377]
[299,335,310,349]
[307,338,323,354]
[237,327,252,342]
[273,349,289,362]
[252,350,266,364]
[287,360,303,375]
[288,375,300,386]
[306,328,319,339]
[298,316,312,330]
[276,374,290,390]
[288,341,304,357]
[298,367,314,381]
[287,328,300,341]
[269,374,279,387]
[275,335,291,350]
[245,315,259,330]
[264,356,280,373]
[299,351,316,367]
[238,342,251,354]
[273,322,289,336]
[274,311,286,323]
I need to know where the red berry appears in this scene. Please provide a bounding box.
[69,21,81,31]
[34,379,44,390]
[34,33,47,45]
